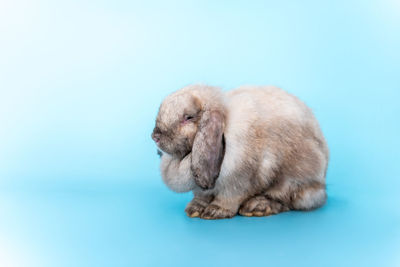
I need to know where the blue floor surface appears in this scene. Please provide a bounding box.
[0,0,399,266]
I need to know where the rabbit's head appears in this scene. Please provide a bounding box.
[152,85,226,189]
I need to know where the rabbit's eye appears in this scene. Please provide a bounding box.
[183,115,194,122]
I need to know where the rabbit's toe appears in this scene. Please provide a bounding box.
[200,204,235,220]
[239,195,289,217]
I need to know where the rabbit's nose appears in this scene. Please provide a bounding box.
[152,133,160,143]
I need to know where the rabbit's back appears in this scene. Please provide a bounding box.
[225,86,311,124]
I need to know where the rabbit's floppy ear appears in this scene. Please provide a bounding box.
[191,110,225,190]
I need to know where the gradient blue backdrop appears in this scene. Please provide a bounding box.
[0,0,399,266]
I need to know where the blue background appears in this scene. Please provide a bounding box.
[0,0,399,266]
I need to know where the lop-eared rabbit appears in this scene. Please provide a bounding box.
[151,85,328,219]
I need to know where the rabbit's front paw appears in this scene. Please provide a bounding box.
[200,204,235,220]
[185,199,208,218]
[239,195,289,217]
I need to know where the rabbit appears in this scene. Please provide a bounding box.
[151,84,329,219]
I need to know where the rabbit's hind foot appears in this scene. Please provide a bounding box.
[238,195,289,217]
